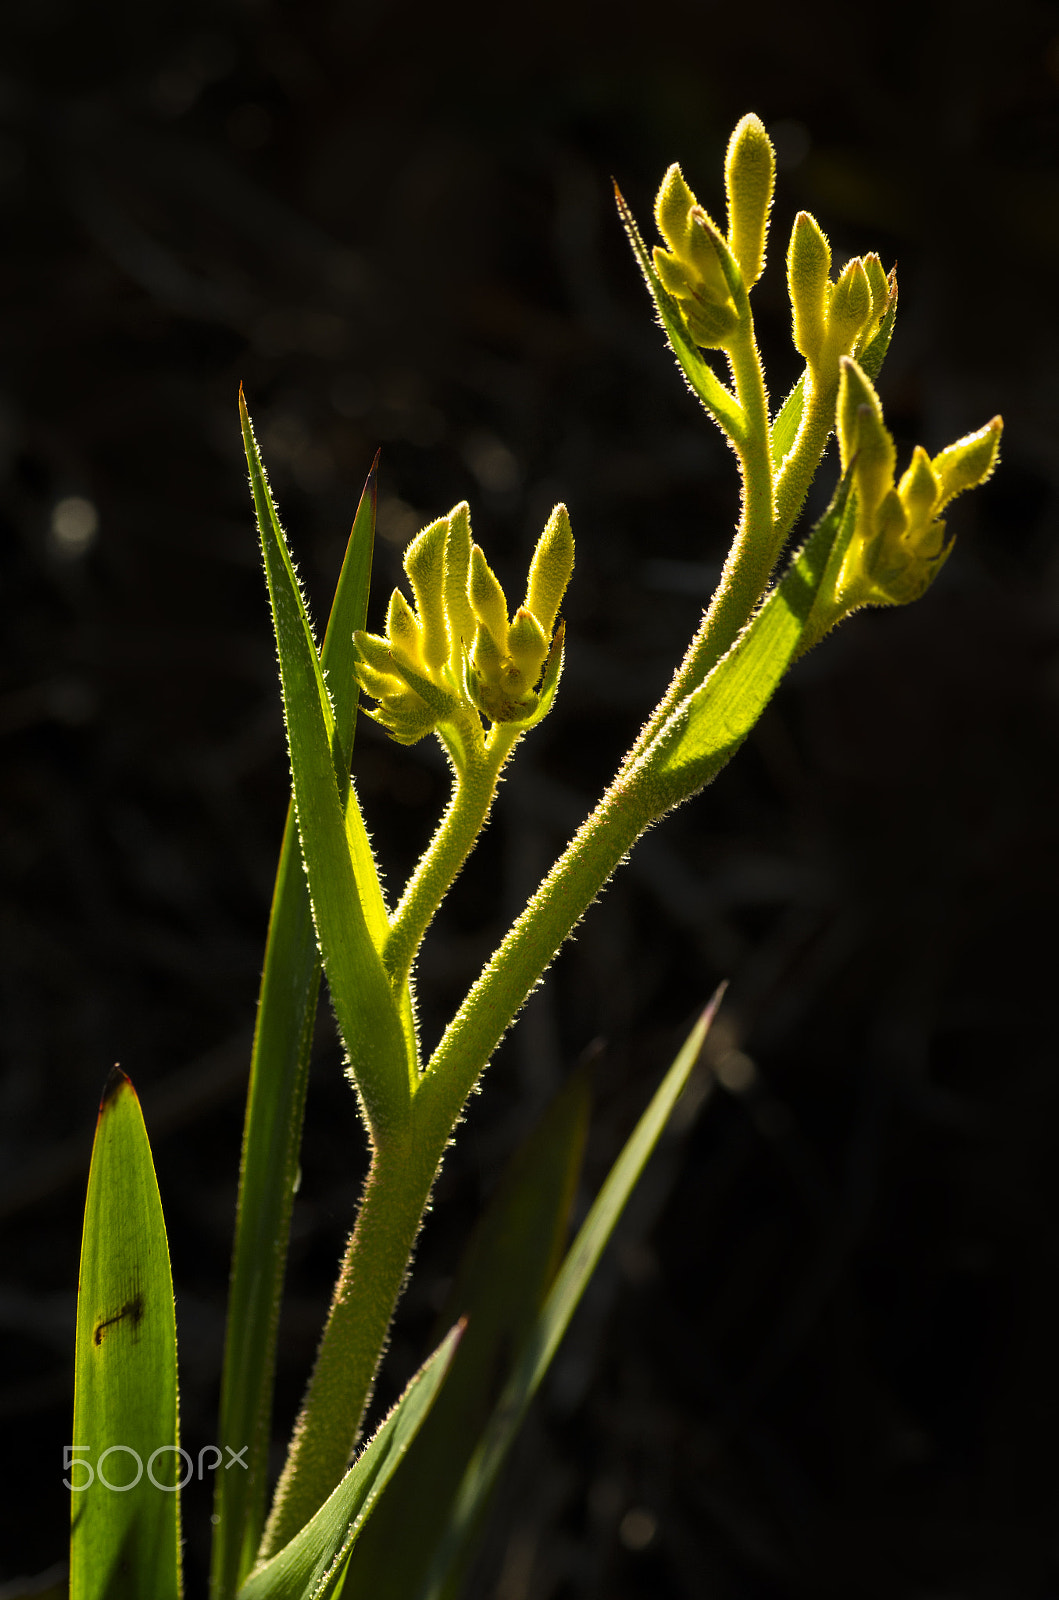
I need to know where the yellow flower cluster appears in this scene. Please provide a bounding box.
[834,358,1002,609]
[786,215,894,380]
[652,113,775,348]
[652,111,897,379]
[352,502,574,745]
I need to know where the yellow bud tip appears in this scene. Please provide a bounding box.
[469,543,510,648]
[685,205,736,299]
[403,516,446,583]
[352,629,397,676]
[787,211,831,360]
[897,445,940,522]
[653,245,692,298]
[443,501,475,664]
[837,356,882,470]
[526,503,574,638]
[403,516,449,669]
[386,588,421,658]
[725,113,775,288]
[828,257,873,352]
[507,606,548,676]
[472,620,503,672]
[655,163,698,251]
[861,254,890,323]
[354,660,401,701]
[932,416,1003,510]
[837,357,895,513]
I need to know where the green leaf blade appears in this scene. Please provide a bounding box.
[236,1325,462,1600]
[769,371,806,468]
[239,394,412,1141]
[422,994,723,1600]
[644,469,856,798]
[212,460,381,1600]
[70,1069,181,1600]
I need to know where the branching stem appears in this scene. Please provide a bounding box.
[626,308,774,764]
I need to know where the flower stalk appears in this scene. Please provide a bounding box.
[235,112,1002,1580]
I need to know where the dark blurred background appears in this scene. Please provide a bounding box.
[2,0,1058,1595]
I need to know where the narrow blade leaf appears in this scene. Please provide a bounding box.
[239,392,412,1141]
[422,992,723,1600]
[212,461,380,1600]
[769,371,806,469]
[342,1068,591,1600]
[70,1069,181,1600]
[643,468,856,801]
[236,1325,462,1600]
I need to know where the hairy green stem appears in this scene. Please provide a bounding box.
[257,1130,441,1562]
[772,367,839,545]
[383,722,520,991]
[260,722,526,1559]
[260,758,666,1562]
[419,768,656,1133]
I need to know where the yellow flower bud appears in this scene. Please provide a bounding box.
[403,516,449,670]
[373,694,439,747]
[652,164,738,349]
[787,211,831,363]
[352,629,397,677]
[724,113,775,289]
[472,618,503,674]
[931,417,1003,511]
[524,504,574,637]
[853,258,898,380]
[837,357,896,517]
[352,632,439,746]
[862,253,889,319]
[352,654,399,703]
[462,506,575,726]
[653,245,698,299]
[867,517,952,608]
[469,544,509,654]
[827,257,873,356]
[386,587,422,667]
[875,487,909,546]
[896,446,940,528]
[507,606,549,682]
[443,502,475,662]
[828,367,1002,617]
[655,162,700,254]
[855,254,892,355]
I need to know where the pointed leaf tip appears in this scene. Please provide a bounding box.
[701,979,729,1029]
[100,1065,131,1110]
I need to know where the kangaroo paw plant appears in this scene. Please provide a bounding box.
[65,114,1001,1600]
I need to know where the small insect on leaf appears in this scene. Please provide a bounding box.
[93,1291,146,1346]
